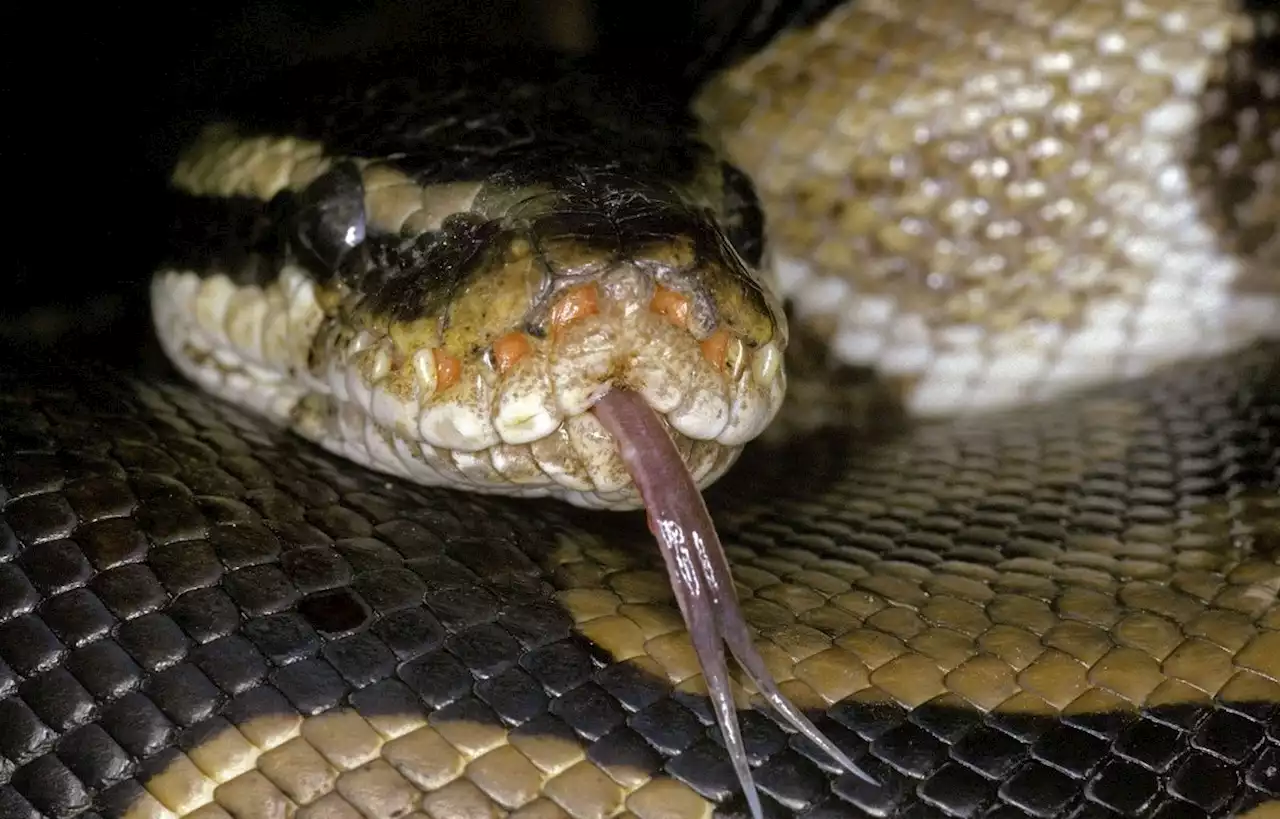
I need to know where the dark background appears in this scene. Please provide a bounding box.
[5,0,733,360]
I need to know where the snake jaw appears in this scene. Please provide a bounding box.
[299,240,789,506]
[153,247,788,509]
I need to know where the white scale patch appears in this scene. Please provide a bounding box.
[771,48,1280,417]
[152,266,325,423]
[783,247,1279,418]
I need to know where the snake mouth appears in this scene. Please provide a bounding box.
[295,260,789,509]
[152,253,788,510]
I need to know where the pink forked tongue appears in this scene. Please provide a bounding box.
[593,389,876,819]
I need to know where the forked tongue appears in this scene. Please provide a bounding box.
[592,389,877,819]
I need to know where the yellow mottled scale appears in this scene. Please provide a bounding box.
[434,238,545,356]
[696,0,1279,415]
[117,707,715,819]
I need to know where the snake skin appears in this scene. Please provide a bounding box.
[695,0,1279,415]
[4,0,1280,817]
[1,343,1277,818]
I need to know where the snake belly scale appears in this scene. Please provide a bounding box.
[1,1,1278,819]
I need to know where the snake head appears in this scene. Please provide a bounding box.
[290,159,789,509]
[152,62,789,509]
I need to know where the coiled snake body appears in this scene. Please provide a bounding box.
[1,2,1277,818]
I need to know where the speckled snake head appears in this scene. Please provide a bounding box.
[312,166,789,509]
[153,126,788,509]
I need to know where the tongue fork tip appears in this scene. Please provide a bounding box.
[591,388,879,816]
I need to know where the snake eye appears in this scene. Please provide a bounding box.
[719,161,764,269]
[293,161,367,274]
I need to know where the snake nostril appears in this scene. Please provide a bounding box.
[650,284,691,327]
[549,283,600,336]
[491,331,533,375]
